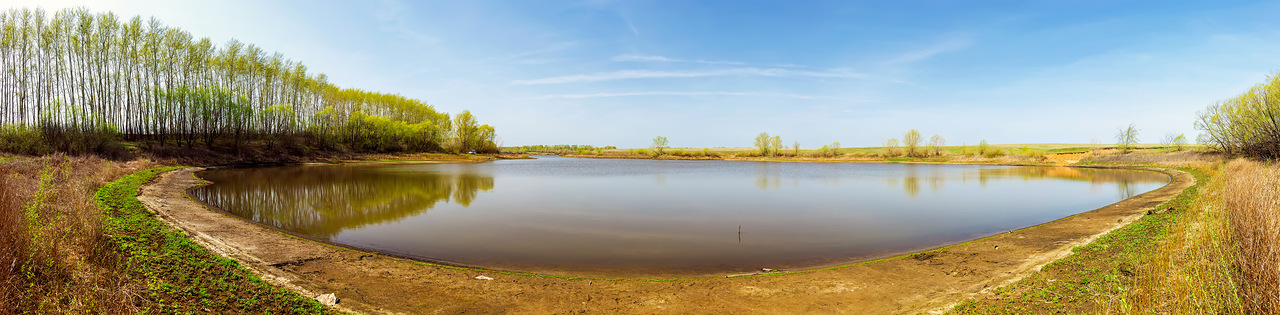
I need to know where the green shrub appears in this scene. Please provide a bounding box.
[983,147,1006,158]
[1017,147,1046,159]
[0,125,52,154]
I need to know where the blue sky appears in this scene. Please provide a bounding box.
[11,0,1280,148]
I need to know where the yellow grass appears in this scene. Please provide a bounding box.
[1221,159,1280,313]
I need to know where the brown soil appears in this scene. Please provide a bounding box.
[139,166,1193,314]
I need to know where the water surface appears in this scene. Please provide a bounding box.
[191,156,1169,276]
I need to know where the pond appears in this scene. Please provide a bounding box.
[189,156,1170,277]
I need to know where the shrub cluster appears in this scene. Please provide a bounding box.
[1197,72,1280,159]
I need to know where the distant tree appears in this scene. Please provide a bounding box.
[928,135,945,156]
[769,135,782,157]
[792,140,800,156]
[1160,132,1189,151]
[885,138,901,156]
[651,136,668,156]
[1160,132,1176,149]
[831,141,841,157]
[453,110,480,153]
[903,129,922,157]
[978,140,990,155]
[754,132,771,156]
[1116,123,1140,153]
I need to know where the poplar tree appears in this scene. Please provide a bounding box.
[0,8,493,155]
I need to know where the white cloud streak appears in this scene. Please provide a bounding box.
[881,37,971,65]
[620,11,639,36]
[513,67,884,85]
[538,91,818,99]
[611,54,745,65]
[373,0,441,46]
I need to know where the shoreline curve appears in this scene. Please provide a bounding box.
[140,164,1193,314]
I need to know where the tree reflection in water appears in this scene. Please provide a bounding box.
[975,166,1164,199]
[191,165,494,240]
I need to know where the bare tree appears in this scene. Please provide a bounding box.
[928,134,945,156]
[1160,132,1179,149]
[1116,123,1140,153]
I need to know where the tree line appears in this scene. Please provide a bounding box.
[0,8,497,155]
[502,144,616,154]
[755,129,948,158]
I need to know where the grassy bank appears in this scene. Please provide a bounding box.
[947,153,1279,314]
[0,155,332,313]
[949,166,1216,314]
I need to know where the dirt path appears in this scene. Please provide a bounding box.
[138,167,1193,314]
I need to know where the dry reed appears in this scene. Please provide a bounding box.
[0,164,26,312]
[0,155,155,313]
[1222,159,1280,314]
[1125,164,1241,314]
[1083,150,1222,168]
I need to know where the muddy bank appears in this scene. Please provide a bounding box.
[139,166,1192,314]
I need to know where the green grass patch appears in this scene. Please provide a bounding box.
[948,167,1209,314]
[96,167,331,314]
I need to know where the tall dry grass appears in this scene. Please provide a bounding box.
[0,155,156,313]
[1222,159,1280,314]
[1125,164,1241,314]
[0,164,26,311]
[1083,150,1222,168]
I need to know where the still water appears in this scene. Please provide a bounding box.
[190,156,1169,277]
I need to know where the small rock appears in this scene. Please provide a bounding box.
[761,268,774,272]
[316,293,338,306]
[475,275,494,280]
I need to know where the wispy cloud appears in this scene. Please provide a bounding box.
[611,54,745,65]
[538,91,818,99]
[619,11,639,36]
[372,0,441,45]
[493,41,578,64]
[881,37,972,65]
[513,67,886,85]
